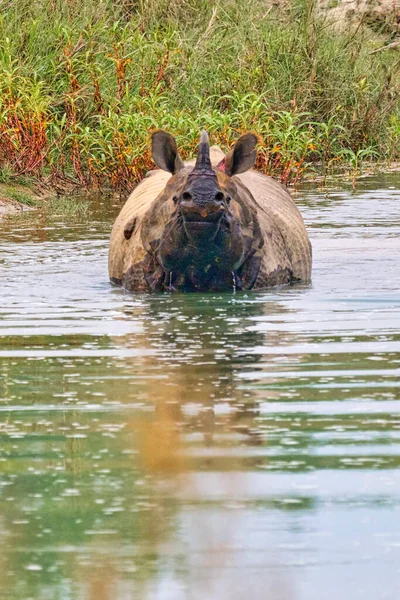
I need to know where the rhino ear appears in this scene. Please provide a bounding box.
[151,130,184,174]
[223,133,258,176]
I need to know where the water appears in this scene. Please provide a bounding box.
[1,175,400,599]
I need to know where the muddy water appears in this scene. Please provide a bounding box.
[1,175,400,600]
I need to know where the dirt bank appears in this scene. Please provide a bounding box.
[0,183,48,217]
[318,0,400,36]
[0,198,24,217]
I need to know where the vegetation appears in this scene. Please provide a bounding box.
[45,195,91,217]
[0,181,45,208]
[4,187,41,207]
[0,0,399,190]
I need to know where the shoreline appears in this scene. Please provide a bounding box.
[0,182,55,217]
[1,161,400,218]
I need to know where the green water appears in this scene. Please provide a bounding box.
[1,175,400,599]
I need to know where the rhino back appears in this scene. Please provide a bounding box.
[237,170,312,286]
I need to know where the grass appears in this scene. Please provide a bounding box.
[1,186,41,207]
[45,195,90,217]
[0,0,398,190]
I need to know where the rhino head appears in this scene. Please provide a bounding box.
[143,129,262,292]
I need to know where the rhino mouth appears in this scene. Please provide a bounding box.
[181,205,225,240]
[182,208,224,223]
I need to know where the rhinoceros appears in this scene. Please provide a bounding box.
[108,130,311,292]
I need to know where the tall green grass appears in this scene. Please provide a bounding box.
[0,0,399,189]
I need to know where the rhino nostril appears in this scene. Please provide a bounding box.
[215,191,224,202]
[182,191,192,201]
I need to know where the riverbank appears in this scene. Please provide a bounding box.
[0,0,399,192]
[0,183,46,216]
[1,159,400,218]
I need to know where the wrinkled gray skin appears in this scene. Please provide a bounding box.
[108,130,312,292]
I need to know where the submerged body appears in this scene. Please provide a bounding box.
[109,133,311,292]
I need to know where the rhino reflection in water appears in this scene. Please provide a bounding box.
[109,130,312,292]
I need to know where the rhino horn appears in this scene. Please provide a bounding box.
[191,130,214,175]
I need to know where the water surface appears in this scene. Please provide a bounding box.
[1,175,400,599]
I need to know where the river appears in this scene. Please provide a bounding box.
[1,174,400,599]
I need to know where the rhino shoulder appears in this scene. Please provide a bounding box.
[109,170,172,284]
[236,171,312,284]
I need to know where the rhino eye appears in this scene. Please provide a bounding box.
[215,192,224,201]
[226,195,231,204]
[172,195,178,203]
